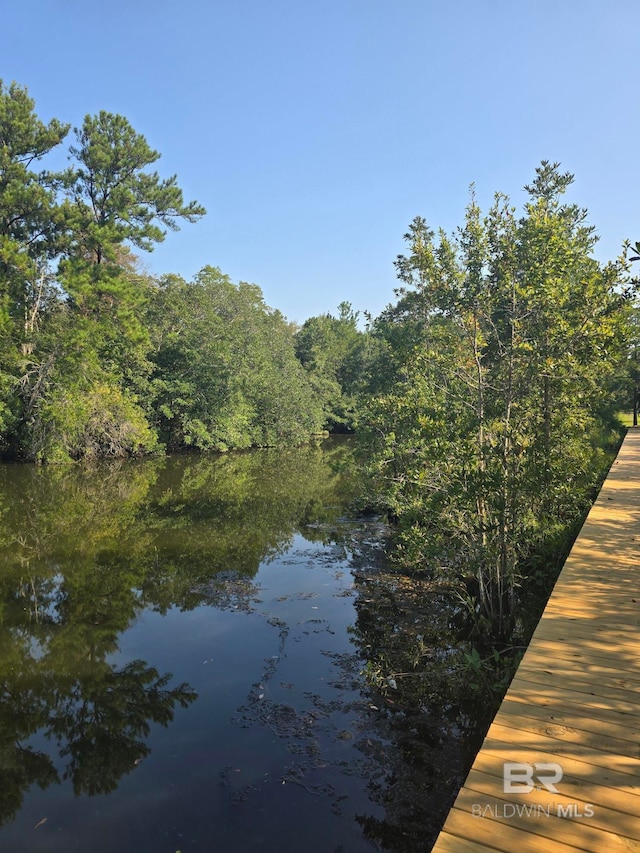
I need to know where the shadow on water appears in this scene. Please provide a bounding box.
[0,438,493,852]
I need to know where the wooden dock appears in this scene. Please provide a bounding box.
[431,428,640,853]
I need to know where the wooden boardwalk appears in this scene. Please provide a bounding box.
[431,428,640,853]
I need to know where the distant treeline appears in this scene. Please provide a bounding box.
[0,81,371,461]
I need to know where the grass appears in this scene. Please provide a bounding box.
[617,412,635,427]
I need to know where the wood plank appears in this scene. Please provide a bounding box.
[480,720,640,777]
[502,690,640,727]
[506,669,640,707]
[492,706,640,758]
[515,660,640,692]
[444,788,637,853]
[464,769,640,839]
[497,696,640,746]
[471,750,640,815]
[539,597,640,618]
[441,802,585,853]
[432,831,501,852]
[532,624,640,645]
[524,640,640,673]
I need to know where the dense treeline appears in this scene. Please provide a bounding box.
[359,163,635,641]
[0,81,371,461]
[295,301,377,431]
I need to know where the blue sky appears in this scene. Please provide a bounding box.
[3,0,639,323]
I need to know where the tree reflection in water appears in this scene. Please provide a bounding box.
[51,660,197,797]
[0,440,357,829]
[0,648,197,822]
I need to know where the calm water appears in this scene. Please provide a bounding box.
[0,439,485,853]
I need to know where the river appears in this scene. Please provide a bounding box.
[0,438,488,852]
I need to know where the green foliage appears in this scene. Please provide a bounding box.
[0,82,331,460]
[0,79,68,279]
[32,379,159,462]
[0,81,69,446]
[1,83,634,480]
[52,111,205,458]
[611,299,640,424]
[0,89,207,461]
[461,644,521,697]
[361,163,631,639]
[148,266,324,451]
[295,302,375,430]
[61,110,205,267]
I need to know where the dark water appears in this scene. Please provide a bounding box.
[0,439,486,853]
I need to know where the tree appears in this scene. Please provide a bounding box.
[0,81,68,294]
[362,163,629,639]
[295,302,373,430]
[0,81,68,448]
[63,111,204,264]
[624,244,640,424]
[59,110,205,330]
[17,112,207,462]
[147,266,325,451]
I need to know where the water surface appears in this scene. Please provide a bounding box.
[0,440,395,852]
[0,439,486,853]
